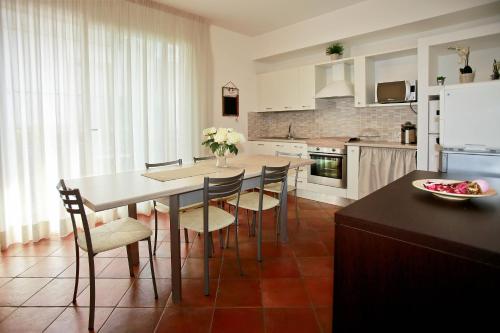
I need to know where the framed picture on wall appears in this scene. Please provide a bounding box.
[222,82,239,117]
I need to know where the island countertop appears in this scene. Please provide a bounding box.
[336,170,500,267]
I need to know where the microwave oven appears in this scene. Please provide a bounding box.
[376,80,417,104]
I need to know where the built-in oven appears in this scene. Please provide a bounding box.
[307,146,347,188]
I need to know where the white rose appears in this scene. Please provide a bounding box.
[227,128,234,133]
[203,127,217,136]
[214,128,228,143]
[226,132,241,145]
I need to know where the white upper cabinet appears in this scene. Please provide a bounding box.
[257,66,315,112]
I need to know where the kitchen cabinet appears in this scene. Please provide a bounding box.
[257,66,315,112]
[346,146,360,199]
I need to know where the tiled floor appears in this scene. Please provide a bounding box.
[0,197,337,332]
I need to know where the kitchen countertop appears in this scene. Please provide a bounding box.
[336,170,500,266]
[249,138,308,143]
[345,141,417,149]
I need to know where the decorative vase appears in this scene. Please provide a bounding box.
[459,72,475,84]
[437,79,445,86]
[215,154,227,168]
[330,53,341,61]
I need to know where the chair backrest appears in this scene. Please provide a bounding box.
[56,179,95,255]
[193,155,216,163]
[258,163,290,211]
[201,170,245,234]
[275,151,301,187]
[145,158,182,170]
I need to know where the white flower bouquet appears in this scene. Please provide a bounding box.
[202,127,245,159]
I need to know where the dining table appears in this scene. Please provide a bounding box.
[66,154,314,303]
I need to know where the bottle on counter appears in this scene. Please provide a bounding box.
[401,122,417,144]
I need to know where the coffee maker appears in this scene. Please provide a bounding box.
[401,122,416,144]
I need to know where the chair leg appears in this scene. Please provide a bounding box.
[295,190,300,224]
[184,228,189,243]
[246,210,251,237]
[257,210,263,262]
[147,238,159,299]
[234,223,243,276]
[125,245,135,277]
[225,225,230,248]
[153,209,158,256]
[203,231,210,296]
[209,233,215,257]
[219,229,224,249]
[72,242,80,303]
[251,212,257,237]
[88,254,96,331]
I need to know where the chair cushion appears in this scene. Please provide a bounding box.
[227,191,280,212]
[155,202,203,213]
[263,182,296,194]
[77,217,152,254]
[179,206,235,233]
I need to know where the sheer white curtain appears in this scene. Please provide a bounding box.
[0,0,211,249]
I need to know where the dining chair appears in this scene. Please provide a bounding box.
[56,179,158,331]
[264,151,301,223]
[193,155,216,163]
[145,159,200,254]
[179,170,245,295]
[227,163,290,262]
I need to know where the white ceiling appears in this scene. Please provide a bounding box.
[156,0,365,36]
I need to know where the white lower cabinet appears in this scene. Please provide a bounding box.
[346,146,360,200]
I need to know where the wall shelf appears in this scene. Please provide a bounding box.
[367,102,418,108]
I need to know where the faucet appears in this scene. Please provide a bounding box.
[287,122,293,139]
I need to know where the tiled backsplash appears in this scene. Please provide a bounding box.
[248,97,418,142]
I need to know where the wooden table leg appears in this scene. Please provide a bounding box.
[279,177,288,243]
[169,194,182,303]
[127,204,140,266]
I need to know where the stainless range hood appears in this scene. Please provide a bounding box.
[315,63,354,99]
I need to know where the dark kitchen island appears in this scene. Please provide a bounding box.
[333,170,500,333]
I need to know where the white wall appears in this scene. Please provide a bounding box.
[210,25,257,147]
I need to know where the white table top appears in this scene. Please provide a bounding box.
[66,154,314,212]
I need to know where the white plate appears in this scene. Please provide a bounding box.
[412,179,497,201]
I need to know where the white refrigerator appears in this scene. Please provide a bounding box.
[439,81,500,178]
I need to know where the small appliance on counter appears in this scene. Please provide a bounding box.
[376,80,417,104]
[401,122,417,144]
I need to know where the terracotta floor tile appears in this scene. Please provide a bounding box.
[187,239,223,258]
[49,241,81,257]
[118,278,171,308]
[290,241,328,257]
[181,258,221,279]
[19,256,75,277]
[315,307,333,333]
[288,228,319,243]
[260,257,300,279]
[75,278,133,307]
[259,241,294,257]
[98,257,148,278]
[155,307,213,333]
[11,242,61,256]
[303,217,335,231]
[261,278,310,308]
[220,258,260,279]
[211,308,264,333]
[24,277,89,306]
[166,279,217,307]
[44,306,113,333]
[154,242,191,258]
[223,242,257,259]
[296,257,333,277]
[94,247,124,258]
[99,307,164,333]
[0,277,51,306]
[139,257,171,278]
[216,279,262,307]
[264,308,321,333]
[304,277,333,306]
[58,257,113,278]
[0,257,40,277]
[0,307,65,332]
[0,307,16,322]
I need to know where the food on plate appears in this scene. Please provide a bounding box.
[423,179,490,195]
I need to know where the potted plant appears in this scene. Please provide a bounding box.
[201,127,245,167]
[491,59,499,80]
[449,46,474,83]
[436,76,446,86]
[326,42,344,61]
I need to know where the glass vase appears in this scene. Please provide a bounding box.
[215,154,227,168]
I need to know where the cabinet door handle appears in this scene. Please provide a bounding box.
[265,107,272,110]
[257,144,264,146]
[302,105,309,108]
